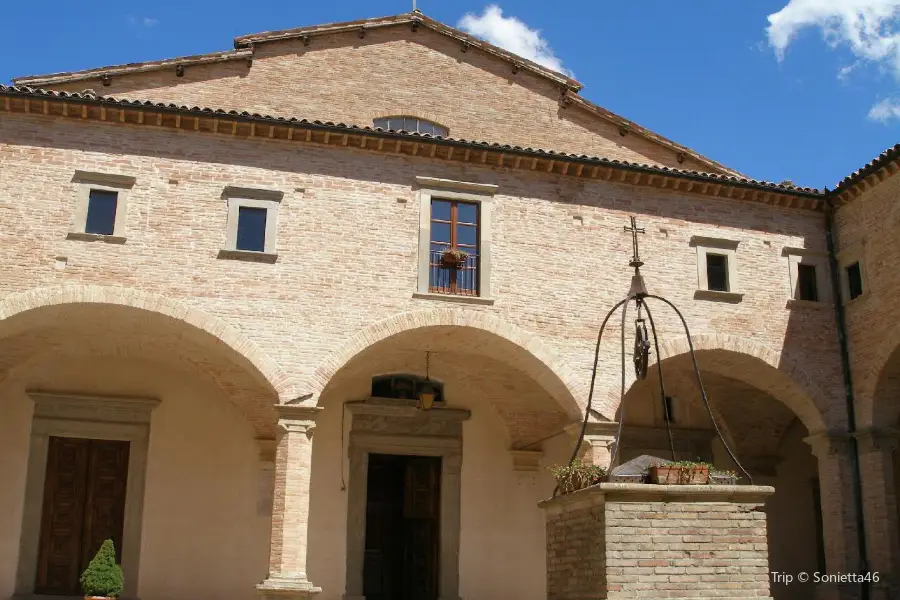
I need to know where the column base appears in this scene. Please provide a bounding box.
[257,575,322,599]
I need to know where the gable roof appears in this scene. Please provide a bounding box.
[11,10,741,178]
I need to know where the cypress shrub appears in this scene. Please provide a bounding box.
[79,539,124,598]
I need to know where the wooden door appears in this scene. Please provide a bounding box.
[402,457,441,600]
[35,437,130,596]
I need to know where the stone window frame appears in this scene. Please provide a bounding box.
[218,185,283,264]
[343,398,470,600]
[414,176,496,305]
[783,247,831,308]
[690,235,743,303]
[68,170,136,244]
[837,241,869,305]
[15,391,159,600]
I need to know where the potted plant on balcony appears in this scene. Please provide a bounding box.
[80,538,124,600]
[649,460,711,485]
[439,248,469,269]
[549,458,607,494]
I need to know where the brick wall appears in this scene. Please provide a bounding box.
[542,483,774,599]
[47,27,720,173]
[0,113,847,435]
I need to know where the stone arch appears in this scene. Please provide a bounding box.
[866,328,900,428]
[598,333,829,434]
[305,308,585,420]
[0,284,298,401]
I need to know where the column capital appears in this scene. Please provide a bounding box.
[804,430,855,459]
[276,404,322,436]
[853,427,900,453]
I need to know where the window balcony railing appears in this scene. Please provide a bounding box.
[428,250,479,296]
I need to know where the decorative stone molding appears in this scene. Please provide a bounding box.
[343,398,469,600]
[853,427,900,453]
[15,391,159,600]
[804,431,855,459]
[0,284,298,401]
[415,176,496,301]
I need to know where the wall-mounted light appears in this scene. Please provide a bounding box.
[175,64,185,77]
[417,351,437,410]
[101,74,111,87]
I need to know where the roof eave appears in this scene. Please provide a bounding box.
[0,85,825,213]
[13,49,252,87]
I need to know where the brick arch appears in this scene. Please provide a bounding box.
[597,333,829,434]
[864,333,900,428]
[0,284,298,401]
[305,308,585,420]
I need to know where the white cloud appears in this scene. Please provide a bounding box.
[142,17,159,28]
[457,5,572,77]
[869,96,900,120]
[766,0,900,77]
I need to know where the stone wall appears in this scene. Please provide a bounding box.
[542,483,774,599]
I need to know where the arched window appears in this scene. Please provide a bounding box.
[373,116,448,137]
[371,374,444,402]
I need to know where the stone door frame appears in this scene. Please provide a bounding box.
[15,391,159,600]
[343,398,469,600]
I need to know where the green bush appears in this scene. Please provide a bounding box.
[80,539,124,598]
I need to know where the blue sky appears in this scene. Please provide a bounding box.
[2,1,898,188]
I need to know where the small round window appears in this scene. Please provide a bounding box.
[373,116,448,138]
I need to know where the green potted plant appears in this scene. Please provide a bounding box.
[649,460,711,485]
[549,458,606,494]
[439,248,469,269]
[709,468,740,485]
[80,538,124,600]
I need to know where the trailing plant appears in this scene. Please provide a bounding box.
[80,539,124,598]
[649,460,713,485]
[440,248,469,266]
[549,458,606,494]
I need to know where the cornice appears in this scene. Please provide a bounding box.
[0,85,827,212]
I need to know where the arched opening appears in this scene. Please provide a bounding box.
[872,343,900,577]
[616,347,827,600]
[306,320,579,600]
[0,298,283,600]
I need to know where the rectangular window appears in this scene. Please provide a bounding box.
[428,199,479,296]
[797,264,819,301]
[236,207,267,252]
[846,262,863,300]
[84,190,118,235]
[706,254,729,292]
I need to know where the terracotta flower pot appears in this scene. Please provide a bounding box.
[649,465,709,485]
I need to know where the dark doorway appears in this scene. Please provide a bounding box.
[35,436,130,595]
[363,454,441,600]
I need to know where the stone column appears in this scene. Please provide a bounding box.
[855,428,900,600]
[257,405,323,599]
[806,432,863,600]
[565,421,618,470]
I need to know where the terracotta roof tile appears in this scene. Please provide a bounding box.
[0,83,862,200]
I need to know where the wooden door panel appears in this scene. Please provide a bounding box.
[81,440,130,572]
[35,437,130,596]
[35,437,90,595]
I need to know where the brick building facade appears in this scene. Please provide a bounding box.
[0,10,896,600]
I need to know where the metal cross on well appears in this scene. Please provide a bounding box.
[623,216,645,269]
